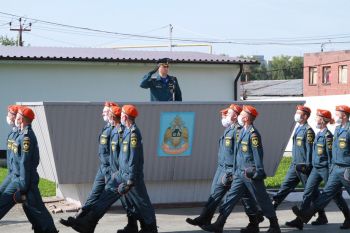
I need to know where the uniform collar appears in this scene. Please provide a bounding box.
[156,75,169,81]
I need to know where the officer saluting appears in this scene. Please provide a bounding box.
[140,58,182,101]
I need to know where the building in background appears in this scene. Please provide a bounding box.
[304,50,350,96]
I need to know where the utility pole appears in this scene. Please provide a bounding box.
[10,18,32,46]
[169,24,173,51]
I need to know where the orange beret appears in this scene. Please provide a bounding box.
[221,104,243,115]
[110,105,122,117]
[317,109,332,119]
[296,105,311,115]
[8,105,19,114]
[336,105,350,114]
[122,105,138,118]
[104,101,118,107]
[243,105,258,117]
[18,106,35,122]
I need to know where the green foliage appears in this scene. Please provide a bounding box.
[265,156,292,188]
[0,35,16,46]
[240,55,303,80]
[0,168,56,197]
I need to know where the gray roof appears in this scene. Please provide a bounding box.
[0,46,258,65]
[242,79,303,96]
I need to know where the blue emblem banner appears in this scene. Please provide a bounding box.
[158,112,195,157]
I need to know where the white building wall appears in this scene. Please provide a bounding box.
[0,61,240,149]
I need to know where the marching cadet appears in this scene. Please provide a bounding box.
[287,109,350,230]
[60,101,118,226]
[186,104,264,233]
[293,105,350,229]
[272,106,328,226]
[0,105,19,196]
[66,105,158,233]
[140,58,182,101]
[0,106,58,233]
[202,105,281,233]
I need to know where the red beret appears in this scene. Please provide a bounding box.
[18,106,35,122]
[317,109,332,119]
[336,105,350,114]
[8,105,19,114]
[110,106,122,117]
[221,104,243,115]
[296,105,311,115]
[104,101,118,107]
[122,105,138,118]
[243,105,259,117]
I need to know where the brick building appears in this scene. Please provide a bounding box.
[304,50,350,96]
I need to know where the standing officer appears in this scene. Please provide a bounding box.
[186,104,263,233]
[60,101,118,226]
[202,105,281,233]
[66,105,158,233]
[287,109,350,230]
[140,58,182,101]
[272,106,328,226]
[0,105,19,195]
[0,106,58,233]
[293,105,350,229]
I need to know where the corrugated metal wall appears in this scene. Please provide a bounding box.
[23,101,303,203]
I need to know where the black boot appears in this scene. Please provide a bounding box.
[285,217,303,230]
[240,214,260,233]
[60,209,88,227]
[186,207,214,227]
[311,210,328,225]
[340,210,350,230]
[292,205,316,224]
[138,221,157,233]
[266,217,281,233]
[71,211,98,233]
[117,216,138,233]
[201,214,226,233]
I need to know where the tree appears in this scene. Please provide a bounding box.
[239,55,268,81]
[0,36,17,46]
[269,55,303,80]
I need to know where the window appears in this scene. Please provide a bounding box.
[309,67,317,85]
[322,66,331,84]
[339,65,348,84]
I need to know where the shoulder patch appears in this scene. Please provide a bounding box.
[23,137,30,152]
[251,133,259,147]
[307,129,314,143]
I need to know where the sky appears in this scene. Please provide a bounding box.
[0,0,349,60]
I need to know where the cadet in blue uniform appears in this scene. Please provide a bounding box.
[67,105,158,233]
[287,109,350,230]
[186,104,263,233]
[140,58,182,101]
[60,101,117,226]
[202,105,281,233]
[0,105,19,195]
[294,105,350,229]
[272,106,327,226]
[0,106,58,233]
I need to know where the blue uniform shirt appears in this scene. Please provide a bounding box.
[312,128,333,168]
[98,123,113,175]
[235,125,266,179]
[332,122,350,166]
[140,70,182,101]
[6,127,19,174]
[217,123,241,169]
[118,124,144,182]
[109,124,124,174]
[292,123,315,166]
[12,125,40,193]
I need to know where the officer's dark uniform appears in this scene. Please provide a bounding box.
[0,125,58,233]
[186,123,261,227]
[272,123,315,206]
[204,124,280,233]
[69,124,157,233]
[0,126,18,194]
[295,121,350,228]
[82,123,114,211]
[140,69,182,101]
[299,128,348,213]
